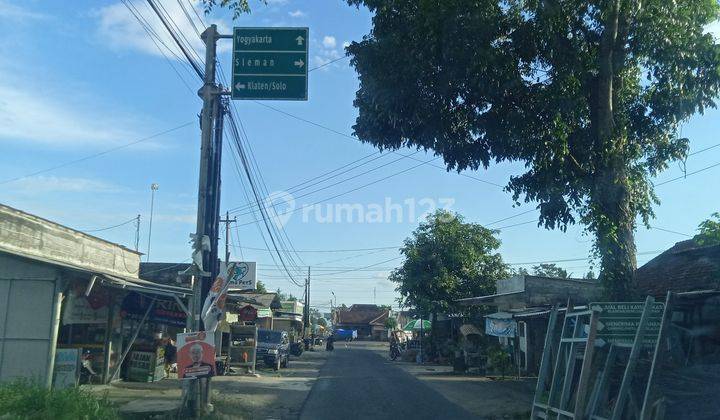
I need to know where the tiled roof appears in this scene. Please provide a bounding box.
[635,240,720,298]
[336,304,389,326]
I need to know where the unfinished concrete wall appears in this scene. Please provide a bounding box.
[0,204,140,278]
[524,276,602,306]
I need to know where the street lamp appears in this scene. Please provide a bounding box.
[146,183,159,262]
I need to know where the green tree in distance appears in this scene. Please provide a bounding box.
[694,212,720,246]
[532,263,569,278]
[390,210,508,316]
[345,0,720,299]
[385,317,398,330]
[255,280,268,294]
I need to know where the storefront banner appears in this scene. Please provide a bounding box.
[52,348,80,388]
[237,304,258,321]
[177,331,215,379]
[227,262,256,290]
[62,291,109,325]
[201,262,238,332]
[485,317,517,337]
[121,292,187,327]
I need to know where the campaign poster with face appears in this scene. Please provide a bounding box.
[176,331,216,379]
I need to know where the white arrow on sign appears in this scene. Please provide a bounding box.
[294,59,305,68]
[596,320,605,331]
[235,82,246,90]
[296,35,305,46]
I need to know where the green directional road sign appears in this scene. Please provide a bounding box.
[589,302,665,348]
[231,27,308,100]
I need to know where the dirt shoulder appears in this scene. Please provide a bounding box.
[86,348,330,419]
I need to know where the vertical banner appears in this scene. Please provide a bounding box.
[202,262,235,332]
[176,331,216,379]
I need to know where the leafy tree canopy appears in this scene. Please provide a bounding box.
[385,317,398,329]
[694,212,720,246]
[255,280,268,294]
[346,0,720,299]
[532,263,569,278]
[201,0,252,18]
[390,210,508,315]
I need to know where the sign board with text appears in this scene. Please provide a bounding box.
[231,27,308,100]
[227,261,257,290]
[590,302,665,348]
[177,331,216,379]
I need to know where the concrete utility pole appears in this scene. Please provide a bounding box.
[146,183,158,261]
[308,266,313,346]
[220,211,236,264]
[188,23,227,416]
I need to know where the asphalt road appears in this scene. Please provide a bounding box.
[299,342,477,420]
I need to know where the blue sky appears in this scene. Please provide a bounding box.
[1,1,719,311]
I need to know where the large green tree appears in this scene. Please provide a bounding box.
[390,210,508,315]
[694,212,720,246]
[346,0,720,299]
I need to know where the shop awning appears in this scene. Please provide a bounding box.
[98,273,192,298]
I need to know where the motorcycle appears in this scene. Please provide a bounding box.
[389,342,402,361]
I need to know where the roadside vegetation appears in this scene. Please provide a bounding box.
[0,380,118,420]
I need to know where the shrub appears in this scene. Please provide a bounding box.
[487,347,512,378]
[0,379,118,419]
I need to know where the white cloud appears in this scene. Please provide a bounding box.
[0,0,47,20]
[288,10,306,18]
[0,82,141,147]
[322,36,337,49]
[154,213,196,224]
[94,1,232,60]
[342,41,350,49]
[311,35,347,71]
[9,176,124,194]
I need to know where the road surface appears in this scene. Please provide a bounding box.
[299,341,477,420]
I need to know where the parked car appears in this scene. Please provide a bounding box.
[256,329,290,370]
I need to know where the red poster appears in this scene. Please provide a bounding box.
[176,331,216,379]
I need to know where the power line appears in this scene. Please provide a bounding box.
[80,217,138,233]
[308,55,350,72]
[655,160,720,187]
[649,226,692,237]
[233,156,441,227]
[229,151,423,217]
[225,150,385,214]
[251,101,506,188]
[0,121,194,185]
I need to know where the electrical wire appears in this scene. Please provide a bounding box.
[80,217,138,233]
[0,121,194,185]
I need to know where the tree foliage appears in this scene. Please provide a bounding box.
[346,0,720,299]
[201,0,252,18]
[390,210,508,315]
[385,317,398,330]
[532,263,570,278]
[694,212,720,246]
[255,280,268,294]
